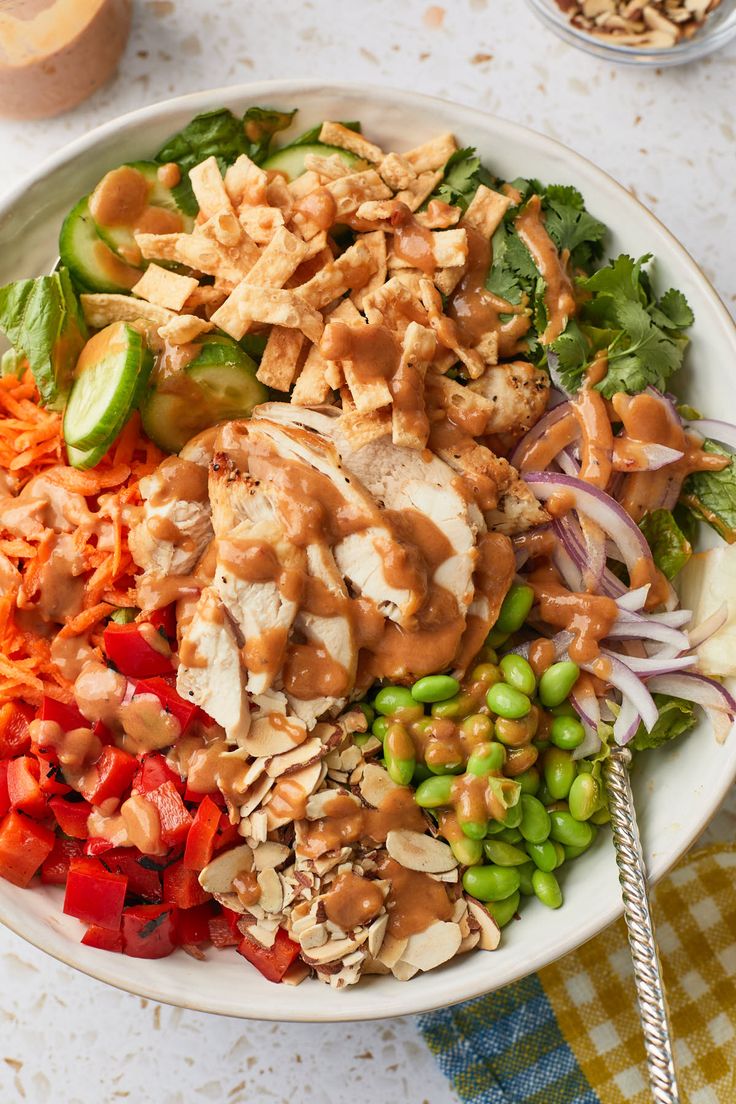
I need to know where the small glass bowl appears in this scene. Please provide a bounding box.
[525,0,736,66]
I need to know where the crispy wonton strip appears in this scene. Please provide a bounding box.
[189,155,235,219]
[131,264,199,312]
[319,121,384,163]
[257,328,308,392]
[392,322,436,450]
[464,184,512,239]
[403,132,457,173]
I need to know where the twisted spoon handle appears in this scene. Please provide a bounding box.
[604,746,680,1104]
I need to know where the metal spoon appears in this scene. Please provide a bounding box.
[603,746,680,1104]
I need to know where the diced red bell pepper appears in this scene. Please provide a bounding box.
[41,837,85,885]
[102,848,162,903]
[209,907,242,948]
[63,856,128,929]
[0,701,33,757]
[132,753,185,797]
[176,901,215,945]
[145,781,193,849]
[49,796,91,839]
[0,762,10,818]
[39,696,87,732]
[133,677,198,734]
[0,811,56,887]
[84,836,115,857]
[7,756,47,819]
[103,622,173,679]
[149,605,176,642]
[92,720,114,746]
[213,813,241,855]
[81,924,123,952]
[34,750,72,796]
[183,795,221,871]
[79,745,138,806]
[237,927,301,983]
[163,858,210,909]
[122,904,177,958]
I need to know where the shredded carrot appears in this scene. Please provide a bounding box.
[0,369,165,706]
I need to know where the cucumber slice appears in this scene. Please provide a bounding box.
[141,333,267,454]
[59,197,141,294]
[66,438,110,471]
[63,322,152,450]
[91,161,194,265]
[261,142,357,182]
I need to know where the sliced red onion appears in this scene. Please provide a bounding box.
[573,726,603,759]
[688,604,728,649]
[619,608,692,629]
[613,694,641,745]
[645,672,736,743]
[510,630,574,661]
[615,586,651,612]
[511,404,575,469]
[523,472,653,581]
[556,448,580,477]
[551,543,583,592]
[553,515,626,598]
[606,617,690,652]
[602,649,697,675]
[570,681,601,730]
[612,442,684,472]
[685,419,736,452]
[581,652,658,732]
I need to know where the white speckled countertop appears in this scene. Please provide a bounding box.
[0,2,734,1101]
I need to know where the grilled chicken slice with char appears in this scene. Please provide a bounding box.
[176,586,250,745]
[468,361,550,434]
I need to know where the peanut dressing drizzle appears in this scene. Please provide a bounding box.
[323,871,385,931]
[514,194,576,345]
[448,225,531,356]
[528,562,619,664]
[89,165,185,265]
[375,855,453,939]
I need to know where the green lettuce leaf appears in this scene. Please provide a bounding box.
[639,509,692,579]
[631,694,696,751]
[0,267,86,410]
[156,105,296,215]
[682,441,736,543]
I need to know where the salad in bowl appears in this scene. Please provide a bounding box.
[0,97,734,993]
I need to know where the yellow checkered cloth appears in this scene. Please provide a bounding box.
[419,844,736,1103]
[540,845,736,1103]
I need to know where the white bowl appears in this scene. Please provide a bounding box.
[1,81,735,1023]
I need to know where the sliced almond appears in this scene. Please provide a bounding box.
[458,930,482,955]
[385,829,458,874]
[466,898,502,951]
[402,921,462,971]
[367,912,389,958]
[302,935,363,964]
[251,842,291,870]
[376,932,408,969]
[265,736,325,779]
[256,867,284,914]
[392,959,420,981]
[199,844,253,894]
[241,713,307,757]
[299,923,329,950]
[237,773,275,818]
[281,960,311,986]
[305,788,359,820]
[358,763,398,808]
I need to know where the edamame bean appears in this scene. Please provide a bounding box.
[590,806,611,826]
[467,742,505,776]
[517,767,541,796]
[504,745,539,777]
[411,674,460,703]
[543,747,576,800]
[536,782,554,807]
[549,810,595,850]
[486,628,510,649]
[496,827,523,844]
[550,715,585,751]
[469,662,502,686]
[568,773,600,821]
[353,733,371,747]
[495,716,535,748]
[483,840,529,866]
[459,815,489,841]
[460,713,494,743]
[552,841,566,869]
[550,701,577,718]
[412,763,433,785]
[525,839,558,872]
[374,685,417,715]
[449,836,484,865]
[564,827,597,860]
[463,864,521,902]
[519,794,551,844]
[383,722,416,786]
[499,654,537,696]
[487,890,521,928]
[415,774,455,808]
[356,701,375,726]
[494,584,535,635]
[532,869,563,909]
[372,715,389,740]
[431,696,463,719]
[518,862,535,897]
[485,820,506,837]
[538,661,580,708]
[487,682,531,720]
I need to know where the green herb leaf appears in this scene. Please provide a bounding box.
[156,105,295,215]
[544,195,606,272]
[0,267,86,410]
[429,147,495,212]
[682,441,736,543]
[639,509,692,579]
[631,694,696,751]
[109,607,139,625]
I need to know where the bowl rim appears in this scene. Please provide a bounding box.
[1,78,735,1022]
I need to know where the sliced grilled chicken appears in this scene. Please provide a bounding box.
[209,460,304,696]
[468,361,550,434]
[176,586,250,745]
